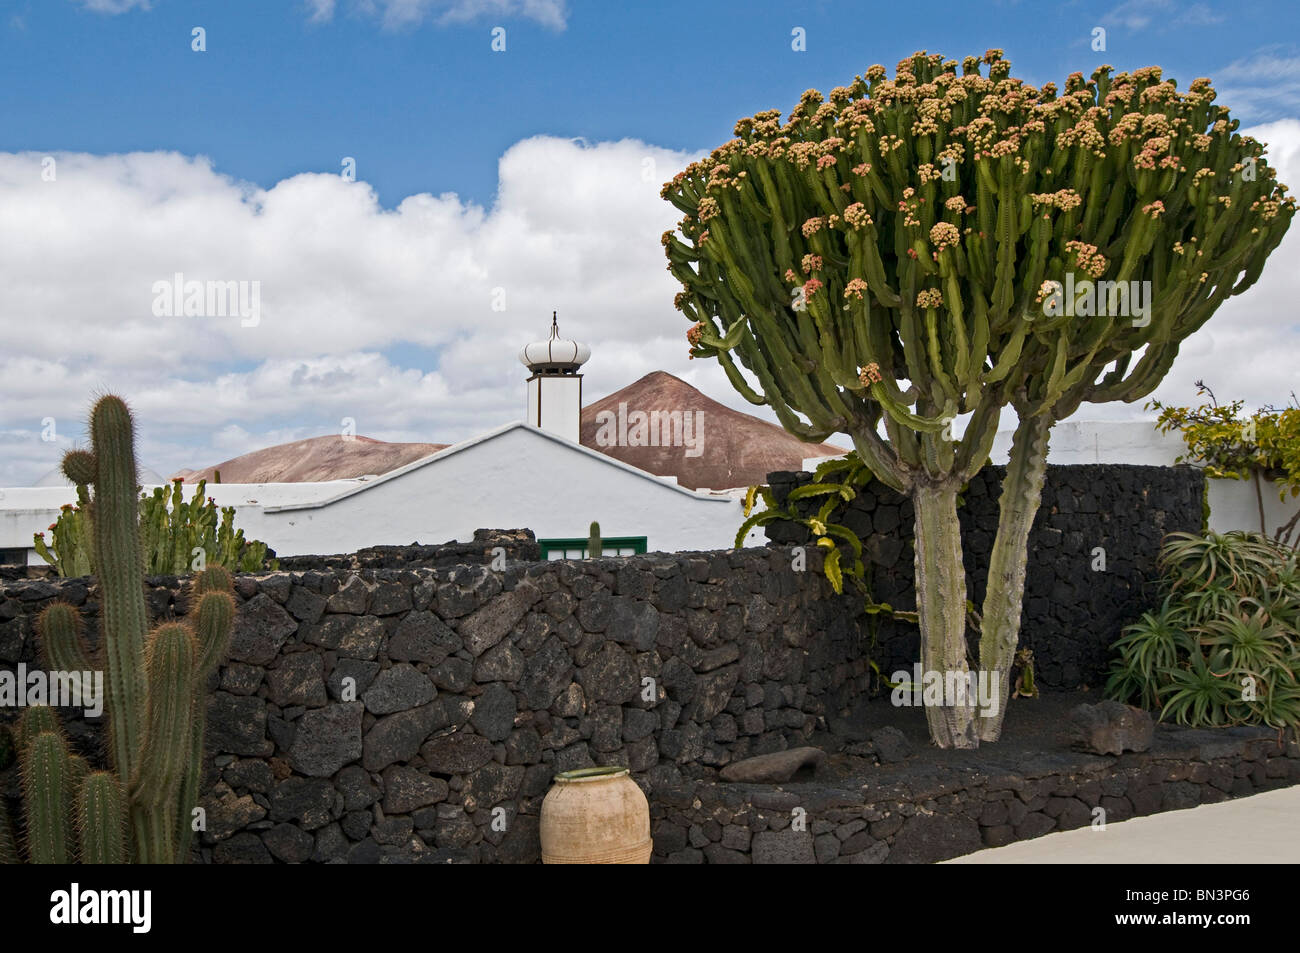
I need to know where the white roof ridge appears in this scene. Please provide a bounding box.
[263,421,731,513]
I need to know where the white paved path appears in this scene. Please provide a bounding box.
[945,787,1300,863]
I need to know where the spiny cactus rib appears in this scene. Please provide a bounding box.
[194,564,234,598]
[21,731,70,864]
[38,601,93,675]
[134,622,199,864]
[193,590,235,677]
[135,623,197,811]
[61,449,97,487]
[172,693,204,864]
[17,704,62,754]
[664,50,1293,747]
[79,772,127,865]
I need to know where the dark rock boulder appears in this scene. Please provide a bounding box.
[719,746,824,783]
[1063,700,1153,755]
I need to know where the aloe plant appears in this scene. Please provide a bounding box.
[663,50,1294,746]
[1107,530,1300,732]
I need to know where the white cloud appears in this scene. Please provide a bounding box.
[320,0,567,29]
[73,0,153,13]
[1215,48,1300,123]
[0,137,712,484]
[303,0,337,23]
[1101,0,1222,30]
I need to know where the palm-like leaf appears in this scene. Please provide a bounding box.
[1108,602,1196,709]
[1197,609,1293,679]
[1159,651,1240,726]
[1245,677,1300,730]
[1160,531,1280,593]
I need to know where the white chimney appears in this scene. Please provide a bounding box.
[518,312,589,443]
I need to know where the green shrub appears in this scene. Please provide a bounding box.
[1106,530,1300,731]
[1151,384,1300,544]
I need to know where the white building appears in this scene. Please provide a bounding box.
[0,322,757,567]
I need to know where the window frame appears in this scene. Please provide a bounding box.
[539,536,648,559]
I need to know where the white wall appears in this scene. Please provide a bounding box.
[988,420,1188,466]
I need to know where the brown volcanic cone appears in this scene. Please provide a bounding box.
[580,371,847,490]
[175,434,446,484]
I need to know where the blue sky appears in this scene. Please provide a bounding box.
[6,0,1297,210]
[0,0,1298,484]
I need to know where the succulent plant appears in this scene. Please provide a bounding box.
[36,476,272,577]
[662,50,1294,746]
[1,396,236,863]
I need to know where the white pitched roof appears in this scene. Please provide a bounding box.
[262,421,736,512]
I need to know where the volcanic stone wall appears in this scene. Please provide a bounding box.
[0,538,869,864]
[765,463,1205,689]
[652,725,1300,863]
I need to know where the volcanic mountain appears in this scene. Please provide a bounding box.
[579,371,846,490]
[174,434,446,484]
[175,372,846,489]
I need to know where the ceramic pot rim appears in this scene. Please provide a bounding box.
[553,765,630,784]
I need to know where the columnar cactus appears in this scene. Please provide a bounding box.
[589,521,603,558]
[663,51,1294,746]
[0,395,235,863]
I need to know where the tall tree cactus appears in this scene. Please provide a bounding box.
[0,395,236,862]
[662,51,1294,746]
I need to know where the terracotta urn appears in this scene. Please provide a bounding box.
[539,766,652,864]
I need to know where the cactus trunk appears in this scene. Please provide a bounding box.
[911,481,978,748]
[977,413,1052,742]
[89,398,150,790]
